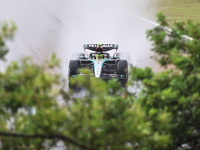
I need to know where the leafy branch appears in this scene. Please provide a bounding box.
[0,132,94,150]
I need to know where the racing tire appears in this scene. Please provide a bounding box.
[116,53,121,57]
[117,60,128,87]
[79,53,85,57]
[117,60,128,76]
[69,60,80,76]
[68,60,81,90]
[78,53,85,59]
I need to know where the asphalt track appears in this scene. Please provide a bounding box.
[0,0,161,77]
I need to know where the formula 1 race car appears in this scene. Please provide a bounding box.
[69,44,128,86]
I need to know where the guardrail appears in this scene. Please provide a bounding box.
[162,26,193,41]
[132,14,194,41]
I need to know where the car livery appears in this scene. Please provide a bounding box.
[69,44,128,86]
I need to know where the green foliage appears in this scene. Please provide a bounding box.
[66,72,170,149]
[143,12,200,149]
[0,21,16,61]
[0,53,64,149]
[129,66,154,81]
[0,60,171,149]
[157,12,168,27]
[1,13,200,149]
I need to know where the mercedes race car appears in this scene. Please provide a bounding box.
[69,44,128,86]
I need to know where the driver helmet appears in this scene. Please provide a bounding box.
[96,47,103,52]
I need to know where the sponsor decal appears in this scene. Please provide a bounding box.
[88,44,96,47]
[85,44,118,49]
[102,44,113,47]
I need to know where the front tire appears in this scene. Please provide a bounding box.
[69,60,80,77]
[117,60,128,87]
[68,60,80,90]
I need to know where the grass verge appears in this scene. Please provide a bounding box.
[156,0,200,25]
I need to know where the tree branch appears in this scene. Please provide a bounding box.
[177,134,200,147]
[0,132,95,150]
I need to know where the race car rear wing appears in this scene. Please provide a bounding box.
[83,44,118,51]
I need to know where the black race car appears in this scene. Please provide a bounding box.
[69,44,128,86]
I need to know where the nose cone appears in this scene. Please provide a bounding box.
[94,60,103,78]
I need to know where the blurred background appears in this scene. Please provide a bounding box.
[0,0,160,78]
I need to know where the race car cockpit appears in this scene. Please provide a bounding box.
[94,47,104,59]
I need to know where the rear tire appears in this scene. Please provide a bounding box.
[79,53,85,59]
[116,53,121,57]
